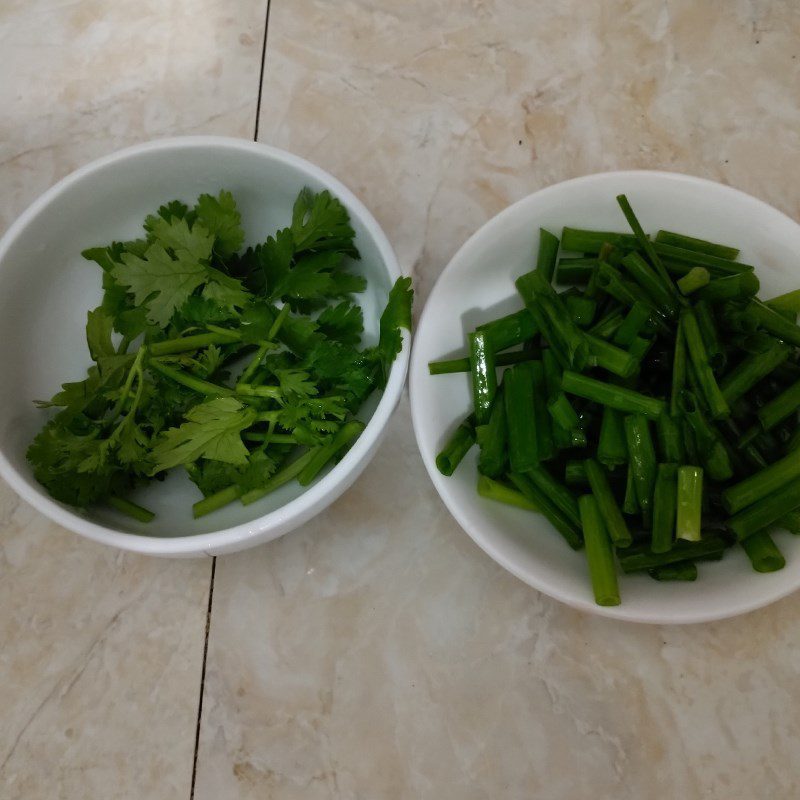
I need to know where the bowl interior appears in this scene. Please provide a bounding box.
[410,171,800,623]
[0,140,397,540]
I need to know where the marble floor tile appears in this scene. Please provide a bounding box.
[0,0,268,797]
[197,399,800,800]
[196,1,800,797]
[0,482,211,799]
[254,0,800,305]
[0,0,268,232]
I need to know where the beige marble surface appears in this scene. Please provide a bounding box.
[195,0,800,798]
[0,1,266,798]
[3,0,800,798]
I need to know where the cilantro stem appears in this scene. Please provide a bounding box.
[243,432,297,444]
[298,420,365,486]
[108,495,155,523]
[236,382,282,400]
[268,304,291,340]
[148,359,234,397]
[205,324,243,339]
[108,346,147,424]
[149,331,240,357]
[240,447,322,505]
[193,485,243,518]
[237,342,275,386]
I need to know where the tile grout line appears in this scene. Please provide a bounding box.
[189,556,216,800]
[253,0,273,142]
[189,4,273,796]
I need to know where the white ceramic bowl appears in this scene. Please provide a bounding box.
[411,171,800,624]
[0,136,409,556]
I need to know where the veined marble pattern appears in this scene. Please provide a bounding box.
[194,0,800,798]
[0,1,266,798]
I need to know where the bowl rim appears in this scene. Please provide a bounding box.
[410,169,800,624]
[0,135,409,556]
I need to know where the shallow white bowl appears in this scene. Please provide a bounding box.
[410,171,800,624]
[0,136,409,557]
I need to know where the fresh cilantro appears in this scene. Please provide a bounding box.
[28,188,412,520]
[317,301,364,345]
[376,276,413,385]
[194,190,245,260]
[113,241,209,328]
[85,307,116,361]
[149,397,257,473]
[290,188,359,256]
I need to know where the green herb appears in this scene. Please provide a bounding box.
[28,189,412,520]
[430,194,800,605]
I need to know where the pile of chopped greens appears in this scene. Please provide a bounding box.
[28,188,412,522]
[430,194,800,606]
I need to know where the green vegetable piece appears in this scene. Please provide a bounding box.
[680,308,729,419]
[695,272,760,304]
[757,379,800,432]
[469,330,497,425]
[728,477,800,541]
[656,414,684,464]
[507,472,583,550]
[719,339,792,407]
[428,350,534,375]
[526,464,581,527]
[530,361,554,461]
[648,561,698,581]
[651,463,678,554]
[677,267,711,295]
[560,227,637,253]
[477,390,508,479]
[436,416,476,476]
[613,302,651,346]
[477,309,538,353]
[741,531,786,573]
[654,229,740,260]
[624,414,657,521]
[505,363,539,472]
[562,371,665,418]
[578,494,621,606]
[536,228,560,282]
[477,475,539,511]
[651,240,755,274]
[676,466,703,542]
[565,460,588,486]
[618,536,726,573]
[584,458,632,547]
[108,495,155,524]
[721,448,800,514]
[597,407,628,469]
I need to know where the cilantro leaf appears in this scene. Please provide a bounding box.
[317,302,364,345]
[86,307,116,361]
[175,295,237,328]
[113,242,208,328]
[376,276,413,385]
[188,449,279,497]
[117,421,150,465]
[202,267,251,311]
[146,216,214,262]
[274,369,317,400]
[27,422,117,506]
[290,188,359,256]
[194,190,245,259]
[144,200,193,235]
[149,397,257,474]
